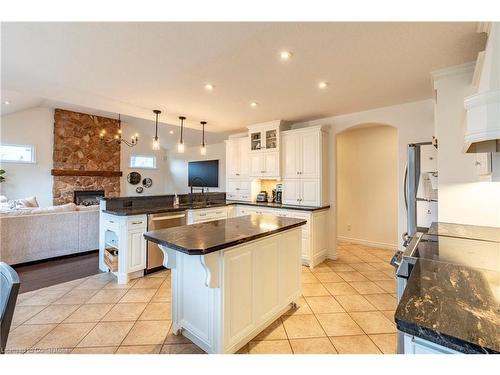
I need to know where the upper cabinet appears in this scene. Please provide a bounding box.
[247,120,287,153]
[282,130,320,179]
[226,136,250,179]
[281,126,329,207]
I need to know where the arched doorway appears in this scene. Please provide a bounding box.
[335,123,398,249]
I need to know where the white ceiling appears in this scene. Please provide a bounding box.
[1,22,485,133]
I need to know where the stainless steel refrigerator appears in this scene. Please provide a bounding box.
[403,141,438,245]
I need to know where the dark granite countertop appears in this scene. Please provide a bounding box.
[143,214,306,255]
[103,200,330,216]
[395,257,500,353]
[226,200,330,212]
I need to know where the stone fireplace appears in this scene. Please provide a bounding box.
[52,109,122,205]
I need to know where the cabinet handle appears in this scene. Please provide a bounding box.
[236,188,240,190]
[216,211,224,214]
[236,173,240,176]
[131,221,143,225]
[108,220,115,224]
[199,213,207,216]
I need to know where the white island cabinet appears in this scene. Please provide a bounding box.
[99,212,147,284]
[144,215,304,354]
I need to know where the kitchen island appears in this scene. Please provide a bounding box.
[144,214,306,354]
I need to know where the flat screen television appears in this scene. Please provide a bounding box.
[188,160,219,187]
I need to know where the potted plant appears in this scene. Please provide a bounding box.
[0,169,5,183]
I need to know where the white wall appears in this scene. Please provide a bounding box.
[0,107,54,207]
[293,99,435,257]
[434,65,500,227]
[165,142,226,194]
[336,125,398,248]
[119,121,169,197]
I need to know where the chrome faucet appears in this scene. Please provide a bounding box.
[190,176,208,204]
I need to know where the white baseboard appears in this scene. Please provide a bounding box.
[337,236,397,250]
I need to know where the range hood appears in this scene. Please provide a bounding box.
[464,22,500,153]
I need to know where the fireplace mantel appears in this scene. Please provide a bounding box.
[51,169,123,177]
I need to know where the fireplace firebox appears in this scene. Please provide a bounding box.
[74,190,105,206]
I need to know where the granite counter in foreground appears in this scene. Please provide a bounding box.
[144,214,307,255]
[395,258,500,354]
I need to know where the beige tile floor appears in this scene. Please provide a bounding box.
[6,241,397,354]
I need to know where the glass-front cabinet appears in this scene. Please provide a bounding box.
[266,129,277,150]
[250,131,262,151]
[247,121,284,153]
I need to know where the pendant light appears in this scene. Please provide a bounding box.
[200,121,207,155]
[177,116,186,153]
[152,110,161,151]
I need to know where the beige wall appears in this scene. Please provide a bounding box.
[336,125,398,248]
[0,107,54,207]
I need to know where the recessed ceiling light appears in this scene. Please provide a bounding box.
[204,83,214,91]
[318,81,328,89]
[280,51,292,61]
[169,130,174,135]
[250,101,258,108]
[3,100,10,105]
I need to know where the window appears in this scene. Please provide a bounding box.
[0,144,36,163]
[129,155,157,169]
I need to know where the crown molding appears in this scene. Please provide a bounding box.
[431,62,475,82]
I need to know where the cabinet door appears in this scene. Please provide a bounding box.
[253,238,280,322]
[300,179,320,206]
[249,154,263,177]
[226,140,240,178]
[127,229,146,273]
[223,245,254,347]
[239,137,250,177]
[265,129,278,151]
[250,131,262,152]
[282,179,300,205]
[300,132,320,178]
[262,152,279,178]
[282,133,299,178]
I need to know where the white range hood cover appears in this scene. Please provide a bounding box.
[464,23,500,153]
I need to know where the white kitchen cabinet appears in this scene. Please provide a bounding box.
[226,180,251,201]
[99,212,147,284]
[187,206,228,224]
[281,126,328,207]
[127,229,147,272]
[249,151,280,179]
[282,130,320,179]
[226,136,250,178]
[247,120,286,153]
[282,178,320,206]
[403,334,459,354]
[232,204,329,268]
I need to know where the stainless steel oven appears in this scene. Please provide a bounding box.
[146,211,186,273]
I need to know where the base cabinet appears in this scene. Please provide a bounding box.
[99,212,147,284]
[233,205,329,268]
[403,334,460,354]
[163,228,301,354]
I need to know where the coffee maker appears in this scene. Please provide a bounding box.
[273,184,283,203]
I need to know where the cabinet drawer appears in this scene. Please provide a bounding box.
[128,217,147,229]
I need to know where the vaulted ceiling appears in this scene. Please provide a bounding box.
[1,22,485,133]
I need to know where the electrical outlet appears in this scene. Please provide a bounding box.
[347,224,351,231]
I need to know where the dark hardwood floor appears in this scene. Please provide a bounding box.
[13,251,101,293]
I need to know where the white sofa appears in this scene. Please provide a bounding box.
[0,205,99,265]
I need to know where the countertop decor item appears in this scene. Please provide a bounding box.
[99,114,138,147]
[152,109,161,151]
[142,177,153,188]
[127,171,141,185]
[0,169,5,183]
[135,186,144,194]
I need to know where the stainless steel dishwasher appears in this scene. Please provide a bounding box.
[146,211,187,273]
